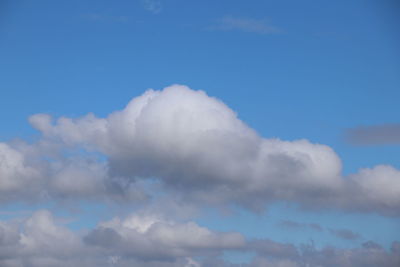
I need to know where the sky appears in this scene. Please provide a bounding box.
[0,0,399,266]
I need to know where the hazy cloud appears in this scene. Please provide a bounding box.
[345,124,400,145]
[142,0,162,14]
[279,220,323,232]
[212,16,281,34]
[329,228,361,240]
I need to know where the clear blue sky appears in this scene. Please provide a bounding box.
[0,1,399,266]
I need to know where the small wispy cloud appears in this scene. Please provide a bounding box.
[211,16,281,34]
[142,0,162,14]
[82,13,130,23]
[329,228,361,241]
[345,124,400,145]
[279,220,323,232]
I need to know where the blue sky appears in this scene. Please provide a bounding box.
[0,1,399,266]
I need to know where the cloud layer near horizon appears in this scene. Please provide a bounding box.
[0,210,398,267]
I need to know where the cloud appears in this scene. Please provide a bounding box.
[279,220,323,232]
[0,140,148,204]
[142,0,162,14]
[329,228,361,240]
[211,16,281,34]
[1,85,400,216]
[345,165,400,214]
[345,124,400,145]
[23,85,400,215]
[84,213,245,260]
[0,210,88,267]
[0,210,243,267]
[0,210,399,267]
[0,142,42,198]
[294,241,400,267]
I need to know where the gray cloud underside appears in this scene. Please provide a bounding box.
[0,210,398,267]
[346,124,400,145]
[1,85,400,215]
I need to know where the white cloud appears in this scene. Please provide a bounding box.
[0,85,399,216]
[0,140,147,204]
[24,84,400,215]
[0,142,44,201]
[85,212,245,260]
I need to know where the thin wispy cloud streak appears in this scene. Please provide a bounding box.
[82,13,130,22]
[211,16,281,34]
[329,228,362,240]
[346,124,400,145]
[279,220,323,232]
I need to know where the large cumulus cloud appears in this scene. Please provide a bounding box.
[19,84,399,215]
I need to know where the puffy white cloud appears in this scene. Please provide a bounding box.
[348,165,400,214]
[23,85,400,215]
[19,210,81,255]
[0,209,245,266]
[0,140,147,205]
[0,142,39,191]
[0,210,89,267]
[0,142,45,202]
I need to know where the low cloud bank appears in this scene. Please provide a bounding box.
[0,210,398,267]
